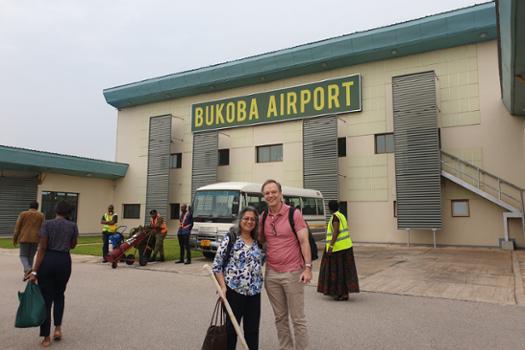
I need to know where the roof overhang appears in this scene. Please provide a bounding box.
[104,2,497,109]
[497,0,525,116]
[0,145,128,180]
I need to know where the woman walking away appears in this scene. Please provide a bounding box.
[212,207,264,350]
[317,200,359,301]
[29,201,78,347]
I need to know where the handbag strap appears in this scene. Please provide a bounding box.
[210,298,225,326]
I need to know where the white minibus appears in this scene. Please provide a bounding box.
[190,182,326,259]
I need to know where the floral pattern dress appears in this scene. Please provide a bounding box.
[212,234,265,296]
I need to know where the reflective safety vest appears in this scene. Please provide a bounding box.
[151,215,168,235]
[103,213,117,233]
[325,211,352,252]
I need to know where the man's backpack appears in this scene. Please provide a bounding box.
[262,207,318,261]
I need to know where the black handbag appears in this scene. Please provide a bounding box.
[202,298,227,350]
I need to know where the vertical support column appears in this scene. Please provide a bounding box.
[145,115,172,224]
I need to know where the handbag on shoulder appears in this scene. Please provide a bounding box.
[202,298,227,350]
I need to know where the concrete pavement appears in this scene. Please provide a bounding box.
[2,245,525,349]
[98,244,525,306]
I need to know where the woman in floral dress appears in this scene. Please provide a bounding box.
[212,206,264,350]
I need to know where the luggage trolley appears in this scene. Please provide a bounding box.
[106,226,156,269]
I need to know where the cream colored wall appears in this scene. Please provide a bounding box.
[114,40,524,247]
[440,41,525,186]
[38,173,115,234]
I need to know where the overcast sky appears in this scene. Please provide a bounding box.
[1,0,483,161]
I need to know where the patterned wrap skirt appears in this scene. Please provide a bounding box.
[317,247,360,297]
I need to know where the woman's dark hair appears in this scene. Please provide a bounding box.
[328,200,339,212]
[232,206,259,242]
[55,201,72,217]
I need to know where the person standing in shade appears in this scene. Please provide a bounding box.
[100,205,118,262]
[213,206,264,350]
[317,200,360,301]
[28,200,78,348]
[176,204,193,264]
[149,209,167,262]
[13,201,45,279]
[259,179,312,350]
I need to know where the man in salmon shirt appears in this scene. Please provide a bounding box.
[259,179,312,350]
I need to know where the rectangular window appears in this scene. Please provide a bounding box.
[393,201,398,217]
[41,191,79,222]
[123,204,141,219]
[316,199,325,216]
[170,203,180,220]
[375,133,394,154]
[245,192,266,213]
[301,197,317,215]
[338,137,346,157]
[256,144,283,163]
[284,196,301,210]
[170,153,182,168]
[218,149,230,166]
[338,201,347,218]
[452,200,469,217]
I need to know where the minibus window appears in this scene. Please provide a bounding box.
[302,197,317,215]
[193,190,240,218]
[284,196,301,210]
[315,199,325,216]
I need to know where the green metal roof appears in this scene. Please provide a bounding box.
[497,0,525,116]
[0,145,128,180]
[104,2,497,109]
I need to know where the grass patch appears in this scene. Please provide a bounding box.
[0,236,203,261]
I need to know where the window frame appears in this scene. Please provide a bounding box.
[218,149,230,166]
[170,152,182,169]
[123,204,141,219]
[41,191,79,222]
[338,137,347,157]
[451,199,470,217]
[256,144,283,163]
[393,200,398,218]
[375,133,395,154]
[170,203,181,220]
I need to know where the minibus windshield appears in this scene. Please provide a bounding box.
[192,190,240,219]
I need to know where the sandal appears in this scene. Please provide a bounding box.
[53,330,62,341]
[41,338,51,347]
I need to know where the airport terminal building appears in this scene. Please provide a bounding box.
[2,2,524,248]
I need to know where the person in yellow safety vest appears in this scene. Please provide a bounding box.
[317,200,360,301]
[149,209,168,262]
[100,205,118,263]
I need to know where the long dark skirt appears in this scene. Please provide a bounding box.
[317,247,359,297]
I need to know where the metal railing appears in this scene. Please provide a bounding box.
[440,151,525,235]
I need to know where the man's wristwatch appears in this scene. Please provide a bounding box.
[305,263,312,269]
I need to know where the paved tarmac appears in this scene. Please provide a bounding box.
[1,248,525,350]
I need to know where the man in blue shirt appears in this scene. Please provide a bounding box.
[176,204,193,264]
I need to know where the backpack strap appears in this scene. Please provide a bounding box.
[260,210,269,244]
[222,230,236,270]
[288,206,297,237]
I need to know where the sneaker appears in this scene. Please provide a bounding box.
[184,260,191,265]
[175,260,184,264]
